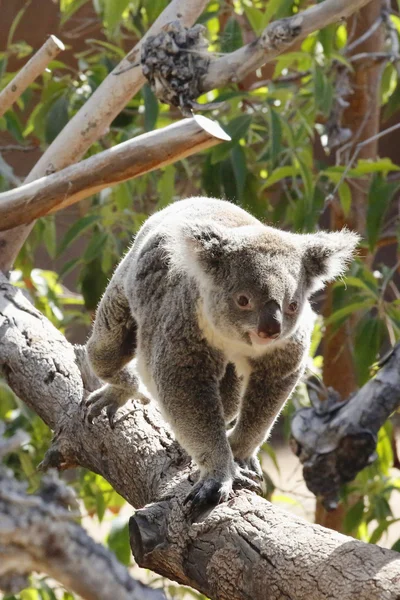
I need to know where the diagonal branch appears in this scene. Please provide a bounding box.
[290,347,400,511]
[0,35,65,119]
[0,116,229,232]
[1,274,400,600]
[0,439,165,600]
[200,0,374,92]
[0,0,209,273]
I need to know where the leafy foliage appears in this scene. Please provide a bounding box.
[2,0,400,598]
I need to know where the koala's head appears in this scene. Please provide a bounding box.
[171,221,359,348]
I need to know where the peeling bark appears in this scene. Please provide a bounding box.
[1,273,400,599]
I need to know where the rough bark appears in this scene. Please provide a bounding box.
[0,116,229,231]
[291,347,400,510]
[1,274,400,600]
[0,35,65,118]
[0,450,165,600]
[200,0,373,93]
[0,0,208,272]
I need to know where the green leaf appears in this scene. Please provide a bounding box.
[45,95,69,144]
[367,173,400,252]
[41,216,57,259]
[324,300,374,326]
[221,17,243,53]
[269,108,282,167]
[79,256,108,311]
[104,0,130,30]
[338,181,352,217]
[354,316,385,385]
[95,489,106,522]
[262,166,297,189]
[343,498,365,534]
[142,83,158,131]
[157,165,176,209]
[107,518,131,566]
[392,538,400,552]
[243,6,266,35]
[230,145,247,200]
[57,215,99,256]
[58,257,81,280]
[84,231,109,263]
[211,115,252,164]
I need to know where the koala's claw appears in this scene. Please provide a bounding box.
[84,385,126,428]
[184,477,230,508]
[235,456,263,481]
[233,469,263,495]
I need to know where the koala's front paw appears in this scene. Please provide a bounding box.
[235,455,263,482]
[184,467,262,520]
[85,384,130,428]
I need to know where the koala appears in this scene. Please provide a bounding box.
[85,197,359,512]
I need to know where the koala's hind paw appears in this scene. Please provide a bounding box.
[233,468,263,495]
[85,384,130,428]
[184,468,263,520]
[184,476,232,521]
[235,455,263,481]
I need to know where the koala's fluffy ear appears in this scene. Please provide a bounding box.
[167,222,232,281]
[302,229,360,292]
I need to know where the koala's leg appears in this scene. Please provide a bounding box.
[154,355,261,516]
[85,284,146,427]
[228,367,302,479]
[219,362,242,424]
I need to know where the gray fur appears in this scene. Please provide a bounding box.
[85,197,359,511]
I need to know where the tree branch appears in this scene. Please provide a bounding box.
[201,0,373,92]
[1,273,400,600]
[140,0,374,113]
[0,116,229,232]
[290,348,400,511]
[0,0,208,273]
[0,35,65,119]
[0,431,165,600]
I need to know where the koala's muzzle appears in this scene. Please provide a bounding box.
[257,300,282,339]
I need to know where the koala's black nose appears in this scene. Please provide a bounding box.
[257,300,282,339]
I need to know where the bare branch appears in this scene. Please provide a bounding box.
[0,0,208,273]
[200,0,374,93]
[1,274,400,600]
[291,346,400,510]
[0,458,165,599]
[0,116,230,232]
[0,35,65,119]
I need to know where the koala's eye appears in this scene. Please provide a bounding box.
[287,301,298,314]
[236,294,251,309]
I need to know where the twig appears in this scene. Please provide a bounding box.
[0,116,230,231]
[345,14,383,52]
[0,145,36,153]
[329,121,400,201]
[0,35,65,119]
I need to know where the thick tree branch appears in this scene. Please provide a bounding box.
[1,273,400,600]
[0,116,229,231]
[141,0,374,113]
[291,347,400,511]
[0,431,165,600]
[0,35,65,119]
[201,0,373,92]
[0,0,208,272]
